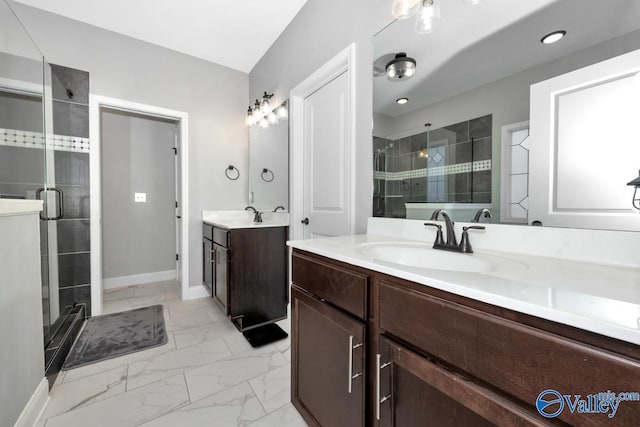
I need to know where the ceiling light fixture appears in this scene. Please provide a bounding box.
[541,30,567,44]
[463,0,482,5]
[386,53,417,81]
[396,97,409,105]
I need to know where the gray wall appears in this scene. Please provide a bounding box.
[11,3,249,289]
[101,109,177,279]
[249,0,392,232]
[0,210,45,426]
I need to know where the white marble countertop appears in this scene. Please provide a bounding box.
[0,199,43,217]
[288,232,640,346]
[202,210,289,229]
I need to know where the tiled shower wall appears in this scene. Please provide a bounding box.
[373,114,492,218]
[50,64,92,315]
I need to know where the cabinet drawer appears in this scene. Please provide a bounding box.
[213,227,229,247]
[202,223,213,240]
[292,251,368,320]
[379,280,640,426]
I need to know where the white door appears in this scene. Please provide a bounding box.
[529,49,640,231]
[174,124,182,284]
[301,71,351,238]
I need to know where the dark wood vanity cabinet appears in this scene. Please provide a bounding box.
[203,223,288,329]
[290,249,640,427]
[291,250,369,427]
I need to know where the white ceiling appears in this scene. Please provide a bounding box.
[12,0,308,73]
[374,0,640,117]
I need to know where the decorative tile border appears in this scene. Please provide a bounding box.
[373,160,492,181]
[0,128,90,153]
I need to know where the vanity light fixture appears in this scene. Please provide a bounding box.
[414,0,442,34]
[541,30,566,44]
[396,97,409,104]
[260,92,274,115]
[386,52,417,81]
[392,0,421,20]
[275,101,288,120]
[245,97,288,129]
[627,169,640,210]
[392,0,442,35]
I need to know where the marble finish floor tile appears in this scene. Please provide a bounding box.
[140,382,265,427]
[43,366,128,419]
[185,347,288,402]
[248,403,307,427]
[249,364,291,414]
[44,374,189,427]
[38,282,307,427]
[62,334,176,383]
[173,321,239,349]
[126,337,231,390]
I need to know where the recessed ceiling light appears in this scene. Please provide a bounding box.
[396,97,409,105]
[541,30,566,45]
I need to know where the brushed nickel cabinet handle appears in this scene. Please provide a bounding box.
[210,249,216,264]
[376,353,392,421]
[348,335,363,394]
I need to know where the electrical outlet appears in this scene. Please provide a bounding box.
[134,193,146,203]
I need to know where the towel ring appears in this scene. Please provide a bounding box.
[261,168,274,182]
[225,165,240,181]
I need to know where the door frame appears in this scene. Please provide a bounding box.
[289,43,357,240]
[89,95,190,314]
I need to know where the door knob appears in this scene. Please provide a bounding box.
[301,217,309,225]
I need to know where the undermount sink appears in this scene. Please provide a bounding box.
[357,242,525,274]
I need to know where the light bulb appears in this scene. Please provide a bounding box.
[268,112,278,125]
[245,106,254,127]
[252,100,261,122]
[275,103,288,120]
[259,117,269,128]
[414,0,441,34]
[392,0,421,19]
[260,92,272,115]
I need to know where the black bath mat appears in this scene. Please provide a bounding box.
[242,323,288,348]
[63,305,167,369]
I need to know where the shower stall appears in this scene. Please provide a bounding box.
[1,0,87,384]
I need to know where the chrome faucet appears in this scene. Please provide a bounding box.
[245,206,263,223]
[425,209,485,253]
[273,206,285,212]
[472,208,492,223]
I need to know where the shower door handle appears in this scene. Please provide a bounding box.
[36,187,64,220]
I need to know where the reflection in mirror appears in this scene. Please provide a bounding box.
[372,0,640,230]
[248,101,289,210]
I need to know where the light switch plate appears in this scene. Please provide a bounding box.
[134,192,146,203]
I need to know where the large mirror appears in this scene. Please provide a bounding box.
[248,101,289,210]
[373,0,640,230]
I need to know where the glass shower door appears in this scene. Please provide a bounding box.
[0,0,60,351]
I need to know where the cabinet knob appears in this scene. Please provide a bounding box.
[301,217,309,225]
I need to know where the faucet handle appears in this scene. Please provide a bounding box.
[424,223,445,246]
[460,226,485,253]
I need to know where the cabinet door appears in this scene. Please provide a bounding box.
[213,244,228,315]
[202,238,213,296]
[376,336,550,427]
[292,287,365,427]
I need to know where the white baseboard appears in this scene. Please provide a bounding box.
[14,378,48,427]
[187,284,211,300]
[103,270,177,290]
